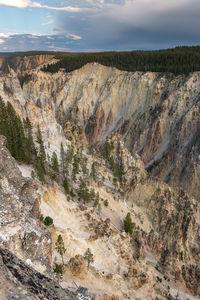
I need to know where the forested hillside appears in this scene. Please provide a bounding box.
[41,46,200,74]
[1,46,200,74]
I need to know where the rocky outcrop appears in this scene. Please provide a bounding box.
[0,135,52,273]
[0,248,80,300]
[67,255,86,276]
[0,54,54,72]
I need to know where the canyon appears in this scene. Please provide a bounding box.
[0,57,199,299]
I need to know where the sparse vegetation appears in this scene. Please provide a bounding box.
[156,276,162,283]
[84,248,94,269]
[44,216,53,226]
[55,234,66,266]
[124,213,133,235]
[104,199,109,207]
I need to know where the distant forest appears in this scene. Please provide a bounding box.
[1,46,200,74]
[41,46,200,75]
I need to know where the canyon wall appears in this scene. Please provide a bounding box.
[0,54,54,72]
[1,63,199,198]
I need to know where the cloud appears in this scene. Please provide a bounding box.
[42,19,54,26]
[0,0,30,8]
[55,0,200,50]
[0,33,10,38]
[0,33,83,52]
[67,33,82,40]
[0,0,91,12]
[0,0,199,51]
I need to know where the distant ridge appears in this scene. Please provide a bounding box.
[1,46,200,74]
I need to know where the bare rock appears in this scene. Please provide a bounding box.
[67,255,86,276]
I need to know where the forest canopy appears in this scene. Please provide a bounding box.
[41,46,200,75]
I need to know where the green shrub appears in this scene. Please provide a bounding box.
[156,276,162,283]
[104,200,109,207]
[44,216,53,226]
[182,269,186,277]
[53,263,64,275]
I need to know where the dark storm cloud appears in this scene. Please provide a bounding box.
[55,0,200,51]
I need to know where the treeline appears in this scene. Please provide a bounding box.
[41,46,200,75]
[0,97,47,181]
[0,96,35,162]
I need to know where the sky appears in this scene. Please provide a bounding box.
[0,0,199,52]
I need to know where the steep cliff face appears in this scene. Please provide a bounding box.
[0,63,199,199]
[0,135,52,274]
[0,54,54,72]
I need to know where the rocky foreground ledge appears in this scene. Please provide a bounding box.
[0,247,94,300]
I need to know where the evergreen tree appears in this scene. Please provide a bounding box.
[84,248,94,269]
[60,142,66,176]
[63,177,69,194]
[90,162,98,179]
[23,117,35,163]
[0,98,28,162]
[51,151,59,173]
[77,178,91,203]
[72,153,80,182]
[124,213,133,235]
[65,144,74,176]
[55,234,66,266]
[36,159,45,183]
[36,125,46,172]
[80,156,88,175]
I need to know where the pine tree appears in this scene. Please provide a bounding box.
[77,178,91,203]
[55,234,66,266]
[65,144,74,176]
[36,159,45,182]
[60,142,66,176]
[72,153,80,182]
[124,213,133,235]
[84,248,94,269]
[63,178,69,194]
[90,162,98,179]
[51,152,59,173]
[36,125,46,173]
[23,117,35,163]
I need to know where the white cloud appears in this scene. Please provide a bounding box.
[0,0,91,12]
[42,19,54,26]
[0,0,30,8]
[67,33,82,40]
[0,38,5,44]
[0,33,10,38]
